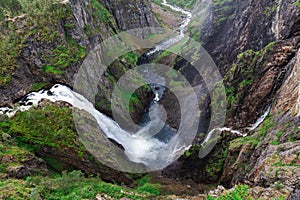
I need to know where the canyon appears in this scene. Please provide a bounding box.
[0,0,300,199]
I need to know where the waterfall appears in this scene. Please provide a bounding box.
[0,1,202,170]
[1,84,191,168]
[201,127,247,146]
[249,106,271,131]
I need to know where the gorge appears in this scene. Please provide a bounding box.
[0,0,300,199]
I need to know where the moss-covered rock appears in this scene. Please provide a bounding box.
[0,102,138,183]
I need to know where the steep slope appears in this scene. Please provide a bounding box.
[159,0,300,199]
[0,0,157,120]
[0,0,158,183]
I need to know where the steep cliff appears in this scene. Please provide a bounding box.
[1,0,300,199]
[0,0,158,184]
[160,0,300,199]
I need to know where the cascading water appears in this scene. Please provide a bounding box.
[0,1,194,170]
[249,106,271,131]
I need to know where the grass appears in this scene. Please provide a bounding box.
[121,52,139,65]
[0,171,161,200]
[0,104,85,156]
[257,114,273,140]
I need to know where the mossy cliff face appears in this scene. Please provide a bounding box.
[0,0,157,121]
[155,1,300,198]
[191,0,299,74]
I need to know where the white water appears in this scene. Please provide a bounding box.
[201,127,247,146]
[200,106,272,147]
[0,1,195,170]
[1,84,187,166]
[146,0,192,55]
[249,106,271,131]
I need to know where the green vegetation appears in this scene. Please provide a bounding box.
[121,52,139,65]
[212,0,234,26]
[0,171,161,199]
[42,42,86,74]
[294,2,300,10]
[42,65,63,75]
[30,82,47,91]
[257,114,273,140]
[0,103,163,199]
[0,0,87,84]
[225,42,276,111]
[264,5,277,16]
[90,0,113,23]
[0,0,21,20]
[184,144,200,157]
[0,141,34,174]
[270,130,284,145]
[230,135,259,149]
[0,104,85,155]
[207,185,249,200]
[205,143,229,180]
[230,114,273,149]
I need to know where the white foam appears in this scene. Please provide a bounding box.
[249,107,271,131]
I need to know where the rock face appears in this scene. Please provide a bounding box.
[100,0,158,31]
[0,0,158,122]
[161,0,300,198]
[0,0,300,198]
[192,0,299,74]
[0,141,49,179]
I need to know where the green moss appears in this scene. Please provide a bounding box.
[136,183,161,195]
[0,142,30,173]
[294,2,300,10]
[0,179,32,200]
[121,52,139,65]
[264,5,277,16]
[0,0,84,83]
[30,82,47,91]
[212,0,234,26]
[225,42,276,112]
[42,157,65,172]
[0,170,161,199]
[90,0,113,23]
[205,144,229,180]
[184,144,200,157]
[230,135,259,149]
[258,114,273,139]
[43,40,86,72]
[0,104,85,157]
[42,65,63,75]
